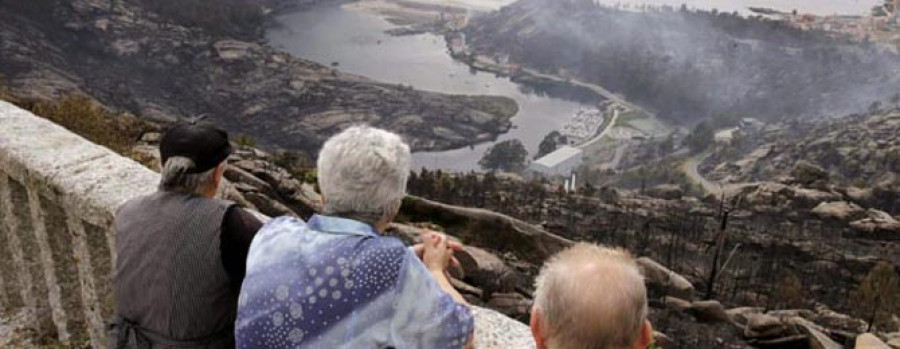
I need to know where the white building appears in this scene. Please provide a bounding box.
[714,127,739,143]
[530,146,583,176]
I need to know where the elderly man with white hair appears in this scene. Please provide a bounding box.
[530,243,654,349]
[236,126,474,349]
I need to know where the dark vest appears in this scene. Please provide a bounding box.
[113,191,236,348]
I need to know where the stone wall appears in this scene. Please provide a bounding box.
[0,100,158,347]
[0,101,535,348]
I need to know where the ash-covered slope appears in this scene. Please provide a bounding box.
[465,0,900,124]
[703,110,900,214]
[0,0,517,154]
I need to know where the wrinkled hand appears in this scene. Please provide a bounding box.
[414,231,462,273]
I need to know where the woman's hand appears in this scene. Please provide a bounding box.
[413,231,462,273]
[423,232,453,272]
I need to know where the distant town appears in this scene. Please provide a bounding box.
[753,0,900,51]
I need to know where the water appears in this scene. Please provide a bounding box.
[267,6,586,172]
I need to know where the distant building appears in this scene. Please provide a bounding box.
[530,146,583,176]
[714,127,739,143]
[739,117,765,130]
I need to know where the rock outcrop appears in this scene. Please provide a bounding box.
[857,333,892,349]
[636,257,695,300]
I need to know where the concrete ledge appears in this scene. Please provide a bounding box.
[0,101,158,225]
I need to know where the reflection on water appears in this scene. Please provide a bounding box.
[267,5,587,171]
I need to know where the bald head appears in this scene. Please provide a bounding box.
[532,243,650,349]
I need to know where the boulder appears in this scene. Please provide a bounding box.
[449,278,483,299]
[653,331,674,348]
[793,161,829,185]
[796,319,842,349]
[887,337,900,349]
[455,246,518,296]
[846,186,874,203]
[636,257,695,300]
[812,305,868,333]
[689,300,731,324]
[751,334,809,348]
[812,201,866,221]
[213,40,262,61]
[849,209,900,237]
[727,306,764,326]
[793,188,843,208]
[486,292,532,321]
[744,313,794,339]
[856,333,891,349]
[663,296,692,312]
[243,191,296,217]
[645,184,684,200]
[884,333,900,349]
[224,166,274,195]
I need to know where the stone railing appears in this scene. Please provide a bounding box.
[0,101,535,348]
[0,100,158,347]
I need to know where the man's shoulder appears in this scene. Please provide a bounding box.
[251,215,306,244]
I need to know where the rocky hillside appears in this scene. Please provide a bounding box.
[703,110,900,215]
[0,0,517,155]
[463,0,900,123]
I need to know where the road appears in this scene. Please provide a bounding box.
[682,150,753,198]
[522,68,656,118]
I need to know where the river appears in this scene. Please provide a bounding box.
[267,5,587,172]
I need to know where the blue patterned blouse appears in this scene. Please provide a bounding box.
[235,215,474,348]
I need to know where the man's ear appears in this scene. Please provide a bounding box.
[634,320,653,349]
[530,307,547,349]
[213,163,226,187]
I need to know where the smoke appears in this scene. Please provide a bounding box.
[468,0,900,123]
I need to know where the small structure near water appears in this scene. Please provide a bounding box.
[530,145,583,176]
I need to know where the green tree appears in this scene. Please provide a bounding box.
[535,131,567,159]
[851,262,900,332]
[685,121,714,153]
[479,139,528,172]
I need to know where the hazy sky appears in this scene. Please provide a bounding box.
[607,0,878,16]
[457,0,879,15]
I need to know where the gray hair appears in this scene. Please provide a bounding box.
[317,125,411,224]
[158,156,218,195]
[534,243,649,349]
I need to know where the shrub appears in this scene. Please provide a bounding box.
[26,95,150,155]
[234,134,257,148]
